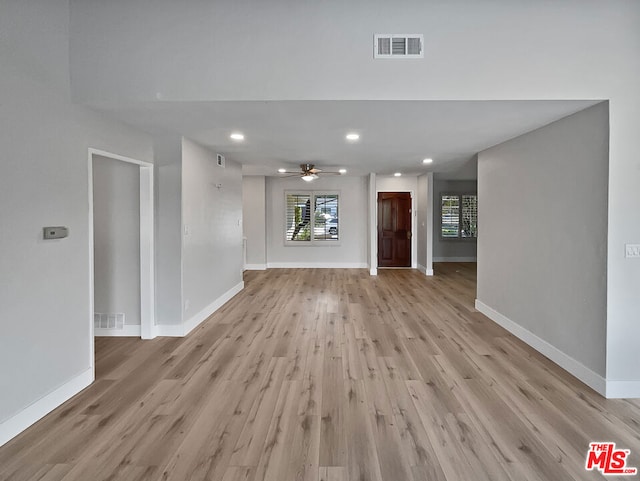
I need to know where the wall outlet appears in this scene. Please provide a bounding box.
[625,244,640,258]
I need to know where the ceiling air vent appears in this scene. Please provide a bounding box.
[216,153,226,168]
[374,34,424,58]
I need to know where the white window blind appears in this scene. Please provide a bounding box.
[286,193,311,242]
[461,195,478,238]
[285,191,340,245]
[441,193,477,239]
[313,194,339,241]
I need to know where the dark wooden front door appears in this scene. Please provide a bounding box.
[377,192,412,267]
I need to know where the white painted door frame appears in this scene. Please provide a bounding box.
[368,173,377,275]
[368,174,433,276]
[88,148,156,367]
[373,188,418,270]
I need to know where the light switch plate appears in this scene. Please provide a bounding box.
[625,244,640,258]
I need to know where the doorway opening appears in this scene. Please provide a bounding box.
[88,149,155,371]
[377,191,412,267]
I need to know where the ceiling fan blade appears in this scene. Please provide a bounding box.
[279,173,301,178]
[317,171,341,175]
[309,168,322,174]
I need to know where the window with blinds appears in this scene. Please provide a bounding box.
[441,193,477,239]
[461,195,478,238]
[441,195,460,238]
[285,191,340,245]
[286,193,311,242]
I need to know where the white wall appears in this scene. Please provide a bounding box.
[92,155,141,326]
[477,103,608,384]
[181,138,244,322]
[67,1,638,105]
[433,179,478,262]
[416,174,433,274]
[0,0,153,444]
[266,175,368,267]
[376,175,418,195]
[368,174,376,274]
[154,135,183,326]
[153,136,245,334]
[242,176,267,268]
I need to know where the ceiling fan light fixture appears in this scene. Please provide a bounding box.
[301,174,315,182]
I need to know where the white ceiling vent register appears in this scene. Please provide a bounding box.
[216,153,226,168]
[374,34,424,58]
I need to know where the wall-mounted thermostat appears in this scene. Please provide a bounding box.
[43,226,69,239]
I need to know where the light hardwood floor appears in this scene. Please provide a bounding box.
[1,264,639,481]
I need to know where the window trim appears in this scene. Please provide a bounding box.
[284,190,341,246]
[440,192,477,240]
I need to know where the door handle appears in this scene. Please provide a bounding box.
[407,231,412,239]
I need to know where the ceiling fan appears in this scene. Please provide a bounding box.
[278,163,344,182]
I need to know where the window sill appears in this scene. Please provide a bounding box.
[284,241,342,247]
[440,237,478,241]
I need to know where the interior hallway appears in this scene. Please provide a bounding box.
[1,264,638,481]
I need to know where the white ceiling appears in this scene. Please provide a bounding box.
[94,100,601,179]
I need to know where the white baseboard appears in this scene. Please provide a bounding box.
[183,281,244,336]
[0,368,93,447]
[417,264,434,276]
[154,324,185,337]
[475,299,606,396]
[267,262,368,269]
[94,324,142,337]
[433,256,477,262]
[606,381,640,399]
[244,263,267,271]
[156,281,245,337]
[369,267,377,276]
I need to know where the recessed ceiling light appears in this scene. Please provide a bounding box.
[278,168,287,173]
[394,172,402,177]
[339,169,347,174]
[345,133,360,141]
[422,158,433,164]
[230,132,244,141]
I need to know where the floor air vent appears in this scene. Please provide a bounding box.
[374,34,424,58]
[94,313,125,330]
